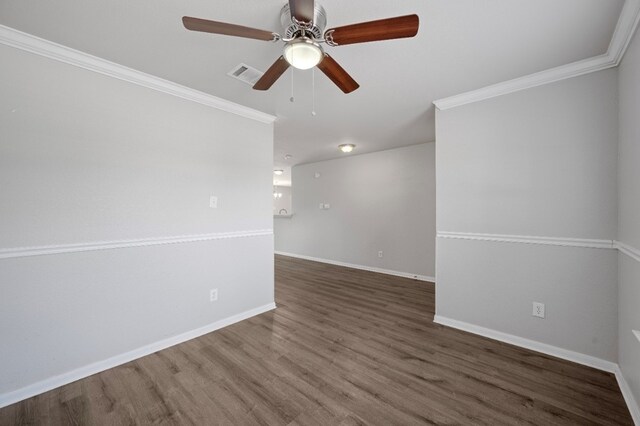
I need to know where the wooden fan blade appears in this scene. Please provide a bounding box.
[316,54,359,94]
[325,14,419,46]
[289,0,315,23]
[182,16,276,41]
[253,56,290,91]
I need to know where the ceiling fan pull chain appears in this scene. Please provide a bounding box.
[290,67,295,102]
[312,68,316,116]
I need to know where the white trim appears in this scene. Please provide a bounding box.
[0,229,273,260]
[0,302,276,409]
[616,241,640,263]
[434,0,640,110]
[0,25,276,124]
[634,330,640,343]
[437,231,615,250]
[433,315,618,373]
[275,251,435,283]
[609,0,640,65]
[614,366,640,425]
[433,54,615,111]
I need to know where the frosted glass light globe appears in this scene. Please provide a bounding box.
[284,38,324,70]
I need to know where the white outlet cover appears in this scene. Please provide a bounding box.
[378,251,383,258]
[532,302,545,318]
[319,203,324,209]
[209,196,218,209]
[210,289,218,302]
[324,203,330,209]
[314,172,321,178]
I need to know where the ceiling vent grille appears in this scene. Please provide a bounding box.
[227,63,264,86]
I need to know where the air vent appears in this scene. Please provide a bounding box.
[227,63,264,86]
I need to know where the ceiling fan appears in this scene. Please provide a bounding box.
[182,0,419,94]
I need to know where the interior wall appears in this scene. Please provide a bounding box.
[618,24,640,406]
[0,45,274,400]
[273,186,292,215]
[436,69,619,362]
[275,143,436,280]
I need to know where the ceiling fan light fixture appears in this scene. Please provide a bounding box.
[339,144,355,153]
[283,37,324,70]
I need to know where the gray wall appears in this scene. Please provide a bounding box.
[0,45,274,397]
[436,69,619,361]
[618,24,640,406]
[275,143,436,279]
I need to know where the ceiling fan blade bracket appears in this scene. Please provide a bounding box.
[324,29,337,46]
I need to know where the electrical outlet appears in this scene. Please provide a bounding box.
[378,251,383,258]
[209,196,218,209]
[210,289,218,302]
[532,302,545,318]
[319,203,324,210]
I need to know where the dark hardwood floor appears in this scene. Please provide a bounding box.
[0,255,633,425]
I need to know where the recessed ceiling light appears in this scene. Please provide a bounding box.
[274,169,284,175]
[339,144,355,153]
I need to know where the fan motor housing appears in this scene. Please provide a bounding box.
[280,3,327,40]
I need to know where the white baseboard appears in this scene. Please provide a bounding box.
[275,251,435,283]
[434,315,639,423]
[615,366,640,425]
[0,302,276,409]
[433,315,617,373]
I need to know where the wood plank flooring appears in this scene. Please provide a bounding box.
[0,255,633,425]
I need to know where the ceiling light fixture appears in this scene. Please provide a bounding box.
[284,154,293,160]
[339,144,355,153]
[274,169,284,175]
[283,37,324,70]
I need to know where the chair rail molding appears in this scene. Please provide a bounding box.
[0,25,276,124]
[0,230,273,260]
[615,240,640,263]
[433,0,640,110]
[437,231,615,250]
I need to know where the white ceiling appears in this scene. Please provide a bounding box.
[0,0,625,174]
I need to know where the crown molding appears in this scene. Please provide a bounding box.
[0,229,273,260]
[609,0,640,65]
[0,25,277,124]
[434,0,640,111]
